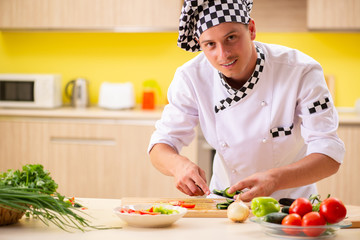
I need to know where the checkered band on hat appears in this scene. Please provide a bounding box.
[270,124,294,138]
[308,97,331,114]
[214,45,265,113]
[178,0,253,52]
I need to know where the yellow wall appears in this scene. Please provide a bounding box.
[0,31,359,107]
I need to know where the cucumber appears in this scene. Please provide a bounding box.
[224,187,236,198]
[216,203,230,210]
[281,206,290,214]
[213,189,224,196]
[226,198,234,204]
[263,212,288,224]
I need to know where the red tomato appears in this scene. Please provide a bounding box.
[302,212,327,237]
[169,201,196,209]
[139,210,160,215]
[169,201,185,206]
[319,197,347,224]
[289,198,313,217]
[281,213,302,236]
[181,204,196,209]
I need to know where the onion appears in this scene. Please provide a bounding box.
[227,199,250,222]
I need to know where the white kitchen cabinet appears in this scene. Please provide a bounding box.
[0,111,194,199]
[0,0,182,30]
[307,0,360,30]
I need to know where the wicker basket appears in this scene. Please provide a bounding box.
[0,206,25,226]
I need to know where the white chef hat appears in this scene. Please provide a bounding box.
[177,0,253,52]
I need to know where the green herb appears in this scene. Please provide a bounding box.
[0,187,92,231]
[0,164,58,193]
[0,164,109,231]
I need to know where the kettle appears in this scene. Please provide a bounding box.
[65,78,89,108]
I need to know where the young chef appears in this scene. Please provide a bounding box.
[148,0,345,202]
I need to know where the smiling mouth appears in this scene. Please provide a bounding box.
[222,59,237,67]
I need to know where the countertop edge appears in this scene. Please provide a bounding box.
[0,106,360,124]
[0,106,163,120]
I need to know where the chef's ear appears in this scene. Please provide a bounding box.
[248,19,256,40]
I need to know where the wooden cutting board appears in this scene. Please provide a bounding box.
[121,198,360,228]
[346,205,360,228]
[121,197,234,218]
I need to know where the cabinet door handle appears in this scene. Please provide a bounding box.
[50,137,116,146]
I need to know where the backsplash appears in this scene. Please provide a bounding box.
[0,31,359,107]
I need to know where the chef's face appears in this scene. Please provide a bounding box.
[199,20,257,84]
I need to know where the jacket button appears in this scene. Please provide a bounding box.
[261,101,267,107]
[232,169,237,173]
[262,138,267,143]
[221,142,228,148]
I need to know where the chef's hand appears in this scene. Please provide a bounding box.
[149,143,210,197]
[227,171,278,202]
[173,158,210,196]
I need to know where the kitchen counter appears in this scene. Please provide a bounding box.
[0,106,163,120]
[1,106,360,123]
[1,198,359,240]
[337,112,360,124]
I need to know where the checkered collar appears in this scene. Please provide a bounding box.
[215,45,265,113]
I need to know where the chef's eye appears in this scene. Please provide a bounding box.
[205,42,215,48]
[227,35,236,41]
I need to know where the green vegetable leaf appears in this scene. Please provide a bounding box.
[0,164,58,194]
[0,164,110,231]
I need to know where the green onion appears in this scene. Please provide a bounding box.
[0,164,118,231]
[0,187,93,232]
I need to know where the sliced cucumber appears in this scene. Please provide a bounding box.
[224,187,236,198]
[213,189,224,196]
[216,203,230,210]
[226,198,234,203]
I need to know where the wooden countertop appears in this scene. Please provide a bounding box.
[1,106,360,123]
[1,198,359,240]
[0,106,163,120]
[338,112,360,124]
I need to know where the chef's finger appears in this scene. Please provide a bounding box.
[185,179,205,196]
[198,169,211,195]
[192,176,210,195]
[199,169,208,184]
[238,188,257,202]
[178,178,205,196]
[176,183,193,196]
[192,184,205,196]
[228,178,254,194]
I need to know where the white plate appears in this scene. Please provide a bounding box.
[250,217,352,239]
[113,204,187,228]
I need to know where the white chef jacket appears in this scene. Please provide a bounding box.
[148,41,345,200]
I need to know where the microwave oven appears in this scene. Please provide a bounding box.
[0,74,62,108]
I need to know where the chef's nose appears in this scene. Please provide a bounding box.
[217,43,231,59]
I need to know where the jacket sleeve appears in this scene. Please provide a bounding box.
[148,68,199,154]
[296,63,345,163]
